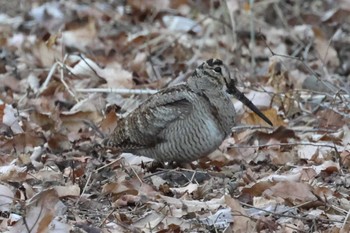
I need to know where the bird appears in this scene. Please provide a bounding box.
[103,58,272,162]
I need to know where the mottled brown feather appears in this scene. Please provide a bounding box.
[104,59,272,162]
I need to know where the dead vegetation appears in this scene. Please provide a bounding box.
[0,0,349,232]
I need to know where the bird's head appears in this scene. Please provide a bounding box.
[188,58,273,126]
[189,58,231,92]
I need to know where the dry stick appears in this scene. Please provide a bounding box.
[231,125,337,133]
[284,225,308,233]
[77,54,104,80]
[147,56,161,83]
[99,207,117,228]
[221,0,237,43]
[261,36,350,119]
[321,102,350,119]
[249,0,256,74]
[231,210,309,233]
[262,36,339,95]
[83,120,105,139]
[328,89,350,115]
[97,155,144,184]
[342,208,350,230]
[150,212,168,232]
[22,216,31,233]
[270,1,306,47]
[240,201,346,224]
[131,33,167,55]
[95,158,121,172]
[188,170,199,185]
[0,195,33,232]
[36,62,58,97]
[142,169,170,180]
[229,142,339,150]
[206,14,235,31]
[50,54,110,102]
[286,90,347,119]
[303,40,313,62]
[72,47,159,95]
[293,42,307,57]
[72,10,240,97]
[143,166,225,181]
[335,90,350,107]
[17,90,29,108]
[272,3,289,29]
[36,54,79,102]
[330,202,348,215]
[57,54,88,80]
[316,27,339,79]
[247,87,350,102]
[99,208,141,231]
[24,202,45,233]
[246,86,349,119]
[75,171,93,206]
[143,168,195,184]
[121,159,143,184]
[332,141,343,172]
[151,15,209,59]
[58,54,79,102]
[57,63,78,102]
[76,87,158,95]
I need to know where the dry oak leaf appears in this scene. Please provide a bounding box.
[263,181,317,204]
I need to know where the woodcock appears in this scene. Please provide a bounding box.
[104,59,272,162]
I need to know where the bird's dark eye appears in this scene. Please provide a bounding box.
[214,67,222,74]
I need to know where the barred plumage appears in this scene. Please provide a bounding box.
[104,59,272,162]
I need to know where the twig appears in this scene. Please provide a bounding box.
[76,171,93,205]
[240,201,346,224]
[82,120,105,139]
[342,208,350,230]
[99,207,117,228]
[75,88,158,95]
[95,158,121,172]
[247,85,349,100]
[229,142,339,150]
[249,0,256,74]
[36,62,58,97]
[231,125,337,134]
[78,54,104,80]
[272,3,289,29]
[57,60,79,102]
[151,16,209,59]
[262,36,339,94]
[121,159,143,184]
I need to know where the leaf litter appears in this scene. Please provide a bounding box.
[0,0,349,232]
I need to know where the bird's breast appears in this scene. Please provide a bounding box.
[199,91,236,136]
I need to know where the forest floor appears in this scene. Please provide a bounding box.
[0,0,349,232]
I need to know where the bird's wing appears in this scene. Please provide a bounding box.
[104,85,194,150]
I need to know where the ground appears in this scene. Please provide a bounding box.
[0,0,349,232]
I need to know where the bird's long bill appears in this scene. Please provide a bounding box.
[227,84,273,126]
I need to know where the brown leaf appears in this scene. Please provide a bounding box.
[316,109,345,130]
[225,195,254,232]
[0,132,45,153]
[12,188,60,233]
[340,150,350,168]
[47,133,71,153]
[244,108,284,127]
[241,181,275,197]
[100,110,119,134]
[62,17,98,50]
[263,181,317,204]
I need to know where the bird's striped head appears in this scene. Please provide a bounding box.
[189,58,273,126]
[189,58,232,93]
